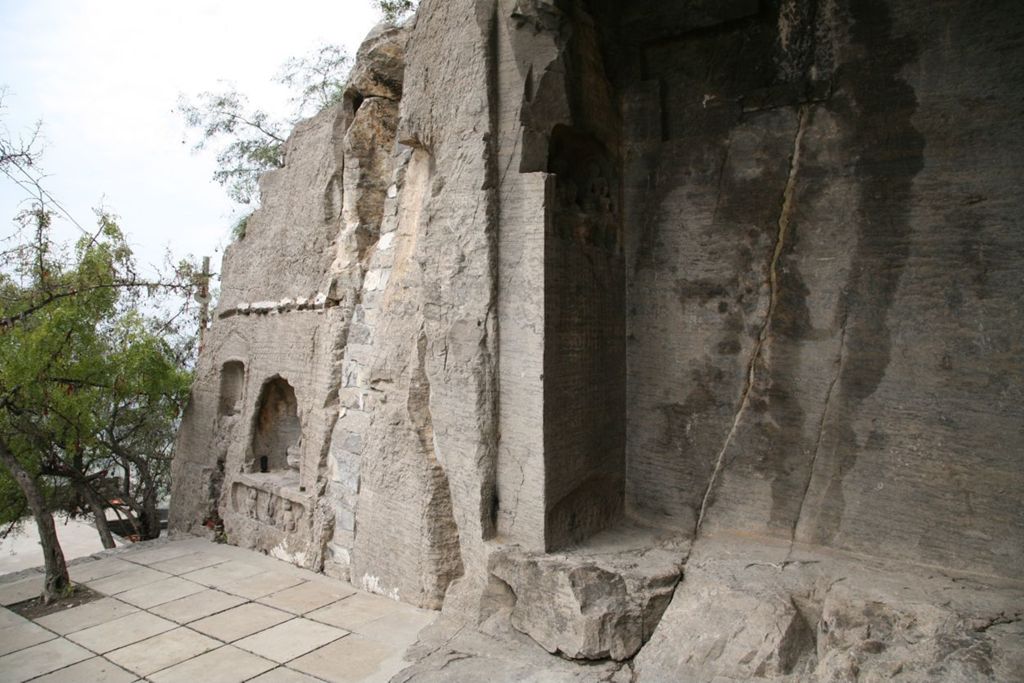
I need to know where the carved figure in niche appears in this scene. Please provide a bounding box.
[251,377,302,473]
[549,125,620,250]
[265,493,276,523]
[280,500,297,532]
[247,488,259,520]
[286,440,302,472]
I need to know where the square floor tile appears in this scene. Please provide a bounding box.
[357,608,436,646]
[66,610,177,653]
[190,602,293,643]
[114,576,206,609]
[0,620,56,656]
[290,634,402,683]
[307,592,406,631]
[150,588,246,624]
[68,558,136,583]
[0,638,92,681]
[0,575,42,606]
[0,606,28,628]
[86,566,167,595]
[147,645,276,683]
[105,626,220,676]
[119,543,198,566]
[35,597,138,635]
[258,580,355,615]
[234,617,348,663]
[148,552,227,576]
[27,656,136,683]
[180,560,266,588]
[218,571,305,600]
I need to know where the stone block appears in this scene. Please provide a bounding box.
[489,545,682,660]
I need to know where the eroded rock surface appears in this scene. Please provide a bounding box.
[172,0,1024,679]
[633,537,1024,682]
[489,530,685,660]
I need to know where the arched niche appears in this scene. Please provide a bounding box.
[218,360,246,416]
[251,377,301,474]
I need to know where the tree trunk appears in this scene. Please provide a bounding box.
[0,438,70,603]
[74,480,116,549]
[140,488,161,540]
[134,459,162,540]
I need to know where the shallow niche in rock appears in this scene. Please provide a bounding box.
[250,376,302,476]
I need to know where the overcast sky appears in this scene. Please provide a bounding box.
[0,0,380,280]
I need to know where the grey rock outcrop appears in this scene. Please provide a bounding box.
[490,532,684,660]
[171,0,1024,679]
[633,537,1024,682]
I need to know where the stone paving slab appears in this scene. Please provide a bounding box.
[150,587,247,624]
[27,656,137,683]
[258,579,355,614]
[35,597,138,635]
[234,617,349,663]
[115,575,206,609]
[181,559,267,587]
[147,645,276,683]
[290,633,404,683]
[308,591,409,631]
[147,551,227,576]
[0,620,56,656]
[118,543,199,566]
[0,637,93,681]
[0,537,438,683]
[0,605,28,628]
[0,575,42,606]
[190,602,294,642]
[86,565,167,595]
[67,557,137,583]
[249,667,326,682]
[66,610,177,653]
[358,608,437,645]
[105,626,221,677]
[219,570,306,600]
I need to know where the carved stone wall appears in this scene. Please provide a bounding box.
[172,0,1024,678]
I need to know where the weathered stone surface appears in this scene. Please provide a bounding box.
[394,615,628,682]
[171,0,1024,678]
[490,535,683,660]
[346,22,409,102]
[633,537,1024,682]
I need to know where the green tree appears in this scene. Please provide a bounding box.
[3,95,196,599]
[0,208,193,601]
[374,0,417,22]
[178,42,351,209]
[177,90,286,206]
[277,43,352,118]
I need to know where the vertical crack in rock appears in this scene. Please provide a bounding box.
[694,104,811,536]
[787,315,848,555]
[411,329,465,605]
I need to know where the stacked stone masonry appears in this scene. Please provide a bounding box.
[171,0,1024,679]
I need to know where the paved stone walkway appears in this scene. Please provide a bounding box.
[0,538,436,682]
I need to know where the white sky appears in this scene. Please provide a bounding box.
[0,0,380,280]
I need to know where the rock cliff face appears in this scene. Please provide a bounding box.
[171,0,1024,679]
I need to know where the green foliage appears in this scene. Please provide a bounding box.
[374,0,417,22]
[177,91,285,206]
[179,43,352,211]
[232,213,250,241]
[277,44,352,118]
[0,208,194,540]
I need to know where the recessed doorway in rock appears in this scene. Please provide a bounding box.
[218,361,245,416]
[251,377,301,475]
